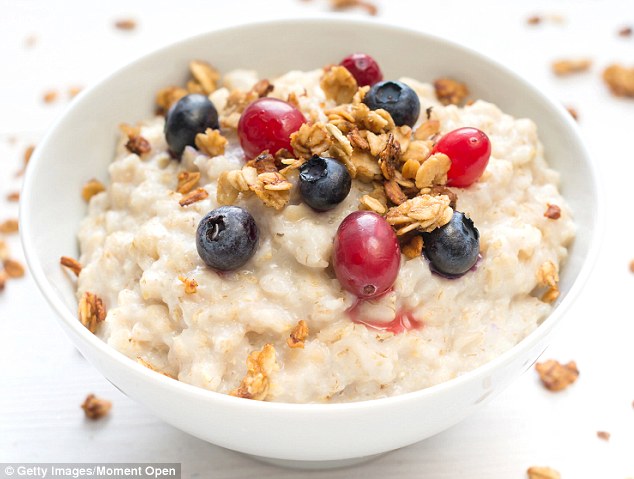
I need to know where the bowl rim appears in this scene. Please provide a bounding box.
[20,16,603,412]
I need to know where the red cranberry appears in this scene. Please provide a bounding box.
[433,127,491,187]
[340,53,383,87]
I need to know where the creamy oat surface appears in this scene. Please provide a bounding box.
[76,65,575,403]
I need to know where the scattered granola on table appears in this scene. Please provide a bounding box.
[535,359,579,391]
[74,53,575,403]
[603,64,634,98]
[81,394,112,420]
[114,18,137,31]
[596,430,611,441]
[526,466,561,479]
[551,58,592,76]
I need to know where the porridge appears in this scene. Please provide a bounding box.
[73,54,575,403]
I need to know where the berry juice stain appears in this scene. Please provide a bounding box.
[346,294,423,335]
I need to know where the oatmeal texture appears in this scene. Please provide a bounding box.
[77,68,575,403]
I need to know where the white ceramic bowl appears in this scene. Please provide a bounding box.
[21,18,600,468]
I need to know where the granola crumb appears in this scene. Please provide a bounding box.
[6,191,20,202]
[78,291,107,334]
[114,18,137,31]
[3,259,25,278]
[596,430,611,441]
[537,260,559,303]
[81,178,106,202]
[0,219,19,234]
[195,128,227,157]
[551,58,592,76]
[603,64,634,98]
[155,86,188,115]
[125,134,151,156]
[320,65,358,105]
[68,86,83,98]
[329,0,378,15]
[544,204,561,219]
[618,26,632,37]
[42,89,58,104]
[60,256,82,277]
[433,78,469,106]
[527,466,561,479]
[402,235,424,259]
[176,171,201,195]
[535,359,579,391]
[189,60,221,95]
[386,194,453,235]
[629,259,634,273]
[230,344,277,400]
[565,106,579,121]
[179,187,209,207]
[0,270,7,292]
[24,145,35,165]
[526,15,542,25]
[81,394,112,420]
[359,194,387,215]
[178,275,198,294]
[287,320,309,349]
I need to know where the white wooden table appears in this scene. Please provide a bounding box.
[1,1,633,477]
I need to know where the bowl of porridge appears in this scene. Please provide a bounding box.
[21,18,600,467]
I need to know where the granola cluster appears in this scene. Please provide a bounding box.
[230,344,277,400]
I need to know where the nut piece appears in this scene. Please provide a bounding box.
[415,153,451,189]
[552,58,592,76]
[378,133,401,180]
[231,344,277,401]
[155,86,188,114]
[535,359,579,391]
[544,203,561,219]
[402,235,424,259]
[526,466,561,479]
[4,259,25,278]
[603,64,634,98]
[176,171,200,195]
[290,122,331,159]
[189,60,220,95]
[287,320,309,349]
[178,275,198,294]
[347,127,370,150]
[81,394,112,420]
[78,291,106,334]
[537,260,559,303]
[320,66,358,104]
[125,135,151,155]
[386,194,453,235]
[195,128,227,157]
[179,187,209,207]
[81,179,106,202]
[0,219,19,234]
[433,78,469,105]
[384,179,408,205]
[60,256,82,276]
[414,119,440,141]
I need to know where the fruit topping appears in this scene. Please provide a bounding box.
[196,206,259,271]
[422,211,480,277]
[433,127,491,187]
[333,211,400,298]
[339,53,383,87]
[299,155,352,211]
[165,94,219,157]
[237,97,306,159]
[363,80,420,127]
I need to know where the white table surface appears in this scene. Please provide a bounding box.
[1,0,633,477]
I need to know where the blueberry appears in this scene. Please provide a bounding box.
[422,211,480,278]
[299,155,352,211]
[196,206,259,271]
[165,94,219,158]
[363,80,421,127]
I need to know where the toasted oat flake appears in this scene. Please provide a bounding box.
[552,58,592,76]
[189,60,220,95]
[217,170,250,205]
[422,185,458,209]
[359,194,387,215]
[527,466,561,479]
[415,153,451,189]
[414,119,440,141]
[81,179,106,202]
[60,256,82,276]
[535,359,579,391]
[195,128,227,157]
[0,219,19,234]
[347,127,370,150]
[544,204,561,219]
[242,167,291,210]
[125,134,151,155]
[402,235,424,259]
[114,18,137,31]
[291,122,331,158]
[6,191,20,202]
[42,89,58,104]
[81,394,112,420]
[596,431,611,441]
[179,187,209,207]
[603,64,634,98]
[387,195,453,235]
[4,259,25,278]
[433,78,469,105]
[537,260,559,303]
[79,291,106,334]
[176,171,200,195]
[287,320,309,349]
[178,275,198,294]
[231,344,277,400]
